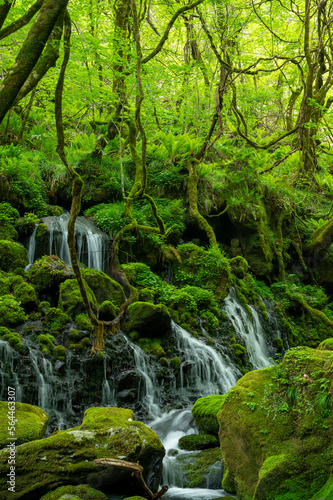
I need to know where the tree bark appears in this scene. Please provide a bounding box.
[0,0,69,125]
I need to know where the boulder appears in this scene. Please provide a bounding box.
[178,433,219,451]
[218,346,333,500]
[0,407,164,499]
[59,279,98,318]
[0,295,26,327]
[98,300,118,321]
[192,395,225,435]
[173,447,222,488]
[40,485,107,500]
[123,302,171,337]
[13,281,38,312]
[82,269,125,307]
[0,402,48,450]
[27,256,74,303]
[0,240,28,272]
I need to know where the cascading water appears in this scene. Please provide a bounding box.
[223,289,271,369]
[25,224,38,272]
[0,340,23,402]
[26,212,110,272]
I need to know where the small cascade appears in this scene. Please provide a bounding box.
[173,322,239,397]
[101,355,115,406]
[0,340,23,402]
[25,225,38,272]
[27,212,110,272]
[122,334,161,419]
[223,289,271,369]
[266,300,289,351]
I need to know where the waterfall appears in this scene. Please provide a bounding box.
[223,289,271,369]
[27,212,110,272]
[101,355,115,406]
[25,225,38,272]
[0,340,23,402]
[173,323,239,397]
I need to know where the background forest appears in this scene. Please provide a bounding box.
[2,1,333,500]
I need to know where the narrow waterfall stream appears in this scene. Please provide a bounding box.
[223,289,272,368]
[25,212,110,272]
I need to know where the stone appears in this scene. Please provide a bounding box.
[123,302,171,337]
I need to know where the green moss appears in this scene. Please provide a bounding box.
[159,357,169,367]
[222,466,237,494]
[138,337,165,356]
[192,395,225,435]
[177,447,222,488]
[0,240,28,272]
[0,294,26,327]
[311,475,333,500]
[53,345,67,361]
[217,347,333,500]
[123,302,171,337]
[13,281,38,312]
[45,307,71,333]
[233,343,247,363]
[98,300,118,321]
[38,334,55,355]
[0,401,48,449]
[0,328,23,351]
[174,243,231,300]
[40,485,107,500]
[75,314,92,332]
[170,357,181,370]
[39,301,51,313]
[230,256,249,278]
[0,407,165,498]
[140,288,155,303]
[82,268,125,307]
[59,279,97,318]
[318,338,333,351]
[178,434,219,451]
[27,255,74,295]
[272,338,284,352]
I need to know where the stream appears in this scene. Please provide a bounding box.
[0,214,280,498]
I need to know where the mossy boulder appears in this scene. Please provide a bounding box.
[82,269,125,307]
[0,402,48,450]
[0,407,164,499]
[0,221,18,240]
[0,327,23,351]
[230,256,249,278]
[45,307,71,334]
[59,279,98,318]
[27,256,74,302]
[0,240,28,272]
[98,300,118,321]
[13,281,38,312]
[123,302,171,337]
[192,395,225,435]
[0,295,26,327]
[318,337,333,351]
[178,433,219,451]
[40,485,107,500]
[218,346,333,500]
[174,447,222,488]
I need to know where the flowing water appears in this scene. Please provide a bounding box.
[25,212,110,272]
[223,289,271,369]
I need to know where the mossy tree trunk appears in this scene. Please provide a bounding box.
[0,0,69,125]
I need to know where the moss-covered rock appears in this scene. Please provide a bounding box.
[38,333,55,355]
[0,240,28,272]
[123,302,171,337]
[174,447,222,488]
[98,300,118,321]
[40,485,107,500]
[82,268,125,307]
[74,314,92,332]
[0,295,26,327]
[192,395,225,435]
[59,279,98,318]
[0,327,23,351]
[230,256,249,278]
[45,307,71,334]
[218,346,333,500]
[178,433,219,451]
[318,337,333,351]
[27,256,74,302]
[0,402,48,449]
[0,407,164,499]
[13,281,38,312]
